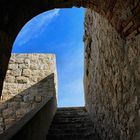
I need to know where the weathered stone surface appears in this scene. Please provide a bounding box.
[0,118,3,124]
[35,95,42,103]
[22,69,31,77]
[8,64,18,70]
[2,54,57,101]
[16,108,28,118]
[47,107,100,139]
[5,76,15,83]
[23,94,34,103]
[0,54,58,133]
[0,0,139,99]
[0,117,4,133]
[4,118,16,129]
[0,126,4,134]
[2,108,15,119]
[11,69,22,77]
[0,0,139,139]
[84,9,140,140]
[16,76,29,84]
[8,102,19,109]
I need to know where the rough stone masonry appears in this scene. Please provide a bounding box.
[84,8,140,140]
[0,0,139,140]
[0,54,57,134]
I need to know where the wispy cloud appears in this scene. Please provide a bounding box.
[15,9,60,46]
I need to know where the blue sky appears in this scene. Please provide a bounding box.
[12,8,85,107]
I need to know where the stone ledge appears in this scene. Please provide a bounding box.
[0,96,54,140]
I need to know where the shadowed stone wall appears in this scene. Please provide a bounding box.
[0,0,139,97]
[0,0,140,139]
[0,54,57,134]
[84,8,140,140]
[0,0,140,97]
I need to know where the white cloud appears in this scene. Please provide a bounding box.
[15,9,60,46]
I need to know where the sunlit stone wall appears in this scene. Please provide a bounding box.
[0,54,57,134]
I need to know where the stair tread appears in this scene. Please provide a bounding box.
[52,119,92,124]
[46,107,100,140]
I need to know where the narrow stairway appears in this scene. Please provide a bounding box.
[46,107,100,140]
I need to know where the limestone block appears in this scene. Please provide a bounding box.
[20,102,30,108]
[30,64,39,70]
[16,76,29,84]
[8,64,18,70]
[2,108,15,118]
[14,95,23,102]
[31,70,39,76]
[8,102,20,109]
[15,58,24,64]
[138,109,140,117]
[11,69,21,76]
[6,70,12,75]
[4,118,16,129]
[22,69,31,77]
[0,117,3,125]
[23,95,34,103]
[1,94,12,101]
[0,103,8,110]
[39,64,49,70]
[29,76,38,83]
[3,83,17,94]
[35,95,42,103]
[31,103,38,109]
[5,76,15,83]
[0,126,4,134]
[18,64,28,69]
[16,108,27,118]
[24,59,30,65]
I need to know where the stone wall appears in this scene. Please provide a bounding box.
[0,54,57,134]
[84,9,140,140]
[0,1,139,98]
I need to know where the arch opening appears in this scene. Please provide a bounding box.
[2,8,85,108]
[0,1,139,140]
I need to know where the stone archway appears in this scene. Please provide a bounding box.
[0,0,139,97]
[0,1,140,139]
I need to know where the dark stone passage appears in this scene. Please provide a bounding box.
[0,1,139,139]
[46,107,100,140]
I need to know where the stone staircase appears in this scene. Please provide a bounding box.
[46,107,100,140]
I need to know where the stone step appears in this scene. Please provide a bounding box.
[48,127,94,135]
[55,112,87,117]
[47,133,100,140]
[46,107,100,140]
[56,107,85,111]
[50,122,94,129]
[55,107,86,114]
[52,118,92,124]
[47,134,97,140]
[54,114,89,119]
[54,113,88,117]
